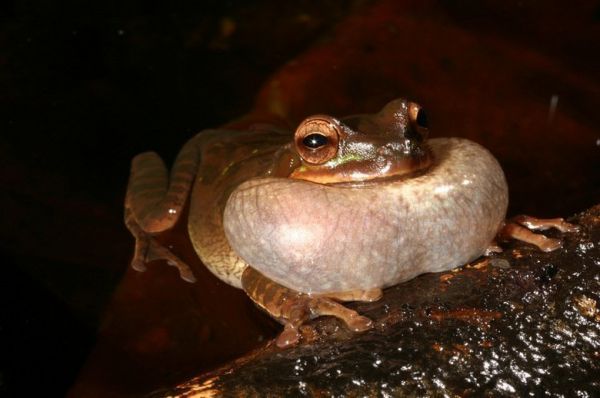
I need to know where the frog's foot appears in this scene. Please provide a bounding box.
[126,210,195,282]
[499,215,579,252]
[274,296,373,348]
[241,267,373,348]
[307,296,373,332]
[132,235,196,282]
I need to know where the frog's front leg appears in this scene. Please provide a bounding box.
[125,207,196,282]
[241,267,376,348]
[124,134,205,282]
[498,215,579,252]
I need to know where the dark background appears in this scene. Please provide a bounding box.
[0,1,598,396]
[0,1,357,395]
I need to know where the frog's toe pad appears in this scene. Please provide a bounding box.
[169,261,196,283]
[346,314,373,332]
[537,237,562,252]
[179,270,197,283]
[276,326,301,348]
[131,259,147,272]
[561,222,580,233]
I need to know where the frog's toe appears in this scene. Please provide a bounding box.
[346,314,373,332]
[177,267,197,283]
[276,324,301,348]
[309,297,373,333]
[537,236,562,252]
[145,239,196,282]
[165,259,196,283]
[499,217,571,253]
[131,258,147,272]
[561,222,580,233]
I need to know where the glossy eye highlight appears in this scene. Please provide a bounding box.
[302,133,329,149]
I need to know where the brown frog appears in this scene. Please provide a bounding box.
[125,99,577,347]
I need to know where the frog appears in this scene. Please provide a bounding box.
[125,98,578,348]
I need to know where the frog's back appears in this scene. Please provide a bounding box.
[187,127,292,288]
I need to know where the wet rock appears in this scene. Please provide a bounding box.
[155,205,600,397]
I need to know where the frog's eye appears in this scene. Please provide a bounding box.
[407,102,429,141]
[294,116,340,165]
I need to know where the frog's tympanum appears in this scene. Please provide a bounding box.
[125,99,577,347]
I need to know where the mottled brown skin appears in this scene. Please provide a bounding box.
[125,98,577,348]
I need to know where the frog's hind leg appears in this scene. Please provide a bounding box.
[498,215,579,252]
[315,288,383,303]
[241,267,374,348]
[125,134,206,282]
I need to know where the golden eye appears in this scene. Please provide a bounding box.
[294,116,340,165]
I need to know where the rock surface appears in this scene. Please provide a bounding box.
[156,205,600,397]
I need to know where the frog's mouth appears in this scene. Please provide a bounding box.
[289,149,433,185]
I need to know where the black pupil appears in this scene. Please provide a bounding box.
[416,109,428,128]
[302,133,328,149]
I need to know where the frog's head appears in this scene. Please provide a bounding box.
[290,98,432,184]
